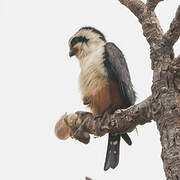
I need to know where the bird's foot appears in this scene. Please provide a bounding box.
[93,114,103,120]
[99,111,110,131]
[93,112,110,135]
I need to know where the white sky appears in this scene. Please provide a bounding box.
[0,0,180,180]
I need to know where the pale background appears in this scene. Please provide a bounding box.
[0,0,180,179]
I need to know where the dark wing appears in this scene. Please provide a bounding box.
[104,42,136,107]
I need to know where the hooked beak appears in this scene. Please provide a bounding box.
[69,48,76,57]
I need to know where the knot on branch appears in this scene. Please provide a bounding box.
[151,98,163,115]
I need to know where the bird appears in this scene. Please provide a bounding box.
[68,26,136,171]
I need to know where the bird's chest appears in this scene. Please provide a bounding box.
[79,58,108,96]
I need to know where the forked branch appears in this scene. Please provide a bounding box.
[118,0,164,69]
[118,0,146,19]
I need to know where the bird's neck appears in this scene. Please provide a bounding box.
[79,44,105,68]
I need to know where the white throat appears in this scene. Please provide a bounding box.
[78,44,108,96]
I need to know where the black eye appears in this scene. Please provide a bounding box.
[70,36,88,48]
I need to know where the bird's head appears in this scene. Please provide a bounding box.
[68,26,106,60]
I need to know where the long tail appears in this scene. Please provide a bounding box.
[104,133,120,171]
[104,133,132,171]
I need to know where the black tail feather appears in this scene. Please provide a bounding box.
[121,133,132,145]
[104,133,120,171]
[104,133,132,171]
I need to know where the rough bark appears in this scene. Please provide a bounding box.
[55,1,180,179]
[146,0,163,11]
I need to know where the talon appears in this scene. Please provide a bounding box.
[99,111,110,131]
[75,111,91,117]
[93,114,103,120]
[94,112,110,134]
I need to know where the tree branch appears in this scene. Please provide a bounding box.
[55,97,153,144]
[118,0,164,69]
[118,0,146,19]
[146,0,163,11]
[164,5,180,47]
[118,0,163,41]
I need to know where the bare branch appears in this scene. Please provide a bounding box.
[118,0,163,43]
[118,0,164,69]
[146,0,163,11]
[55,97,153,144]
[118,0,146,19]
[164,5,180,47]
